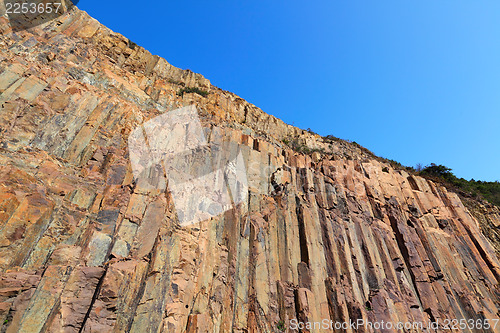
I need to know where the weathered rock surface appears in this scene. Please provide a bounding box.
[0,4,499,333]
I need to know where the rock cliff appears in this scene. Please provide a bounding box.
[0,5,499,333]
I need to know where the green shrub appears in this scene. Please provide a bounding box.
[420,163,454,180]
[177,87,209,97]
[419,163,500,207]
[365,302,373,311]
[127,39,138,50]
[306,128,317,135]
[323,134,341,143]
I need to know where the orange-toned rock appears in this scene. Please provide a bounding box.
[0,3,499,332]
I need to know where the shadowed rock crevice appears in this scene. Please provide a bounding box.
[295,196,310,267]
[78,267,107,333]
[388,214,423,307]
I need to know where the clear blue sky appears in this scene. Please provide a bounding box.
[78,1,499,181]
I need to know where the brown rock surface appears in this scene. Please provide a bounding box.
[0,4,499,333]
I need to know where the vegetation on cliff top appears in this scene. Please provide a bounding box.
[418,163,500,207]
[283,130,498,208]
[324,135,500,208]
[282,137,326,154]
[296,132,499,207]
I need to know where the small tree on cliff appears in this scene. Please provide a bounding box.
[419,163,454,182]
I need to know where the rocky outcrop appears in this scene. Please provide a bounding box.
[0,5,499,333]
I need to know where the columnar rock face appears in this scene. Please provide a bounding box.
[0,6,499,333]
